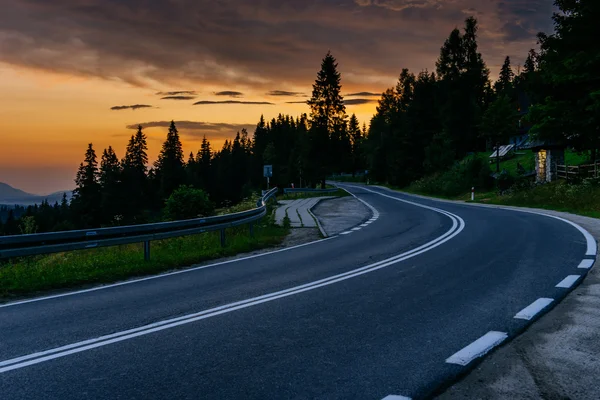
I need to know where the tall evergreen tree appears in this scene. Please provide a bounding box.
[99,146,122,224]
[308,51,347,186]
[71,143,101,228]
[495,56,515,94]
[528,0,600,159]
[121,125,149,222]
[154,121,186,200]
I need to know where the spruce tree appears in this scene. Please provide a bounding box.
[528,0,600,157]
[495,56,514,94]
[99,146,122,224]
[154,120,186,200]
[121,125,149,222]
[307,51,347,186]
[71,143,101,228]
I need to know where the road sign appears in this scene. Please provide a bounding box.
[263,165,273,178]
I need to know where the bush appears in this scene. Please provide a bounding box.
[163,186,215,221]
[410,155,493,197]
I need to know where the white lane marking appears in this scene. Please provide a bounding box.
[578,259,595,270]
[556,275,581,288]
[0,204,465,373]
[351,227,362,231]
[381,395,412,400]
[514,298,554,320]
[367,184,597,257]
[0,237,344,309]
[446,331,508,366]
[340,231,353,235]
[360,224,369,227]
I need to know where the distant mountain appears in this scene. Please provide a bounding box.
[0,182,73,206]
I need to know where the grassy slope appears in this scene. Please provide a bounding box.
[0,198,288,299]
[400,149,599,218]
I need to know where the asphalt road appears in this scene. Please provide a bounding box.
[0,185,595,400]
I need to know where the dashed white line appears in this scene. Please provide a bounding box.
[360,224,369,227]
[351,227,362,231]
[577,259,595,270]
[381,395,412,400]
[340,231,353,235]
[446,331,508,366]
[514,298,554,320]
[556,275,581,288]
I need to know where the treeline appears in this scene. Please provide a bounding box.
[368,1,600,186]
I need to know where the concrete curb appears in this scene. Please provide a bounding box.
[307,205,328,238]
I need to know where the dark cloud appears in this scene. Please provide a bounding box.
[193,100,274,105]
[155,90,197,96]
[267,90,307,97]
[346,91,380,97]
[343,99,378,105]
[160,95,196,100]
[125,120,256,139]
[496,0,554,42]
[110,104,153,110]
[214,91,244,98]
[0,0,553,88]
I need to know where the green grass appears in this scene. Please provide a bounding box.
[0,208,288,299]
[478,180,600,219]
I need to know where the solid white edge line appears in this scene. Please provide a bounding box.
[556,275,581,288]
[0,208,464,373]
[362,184,598,258]
[577,259,595,269]
[381,395,412,400]
[514,298,554,320]
[445,331,508,366]
[0,236,341,309]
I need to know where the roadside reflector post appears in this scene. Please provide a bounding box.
[220,229,226,247]
[471,187,475,201]
[144,241,151,261]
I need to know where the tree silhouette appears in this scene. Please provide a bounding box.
[154,120,186,200]
[71,143,101,228]
[308,51,347,186]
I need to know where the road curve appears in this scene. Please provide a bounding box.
[0,185,594,400]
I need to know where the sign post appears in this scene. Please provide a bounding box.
[263,165,273,190]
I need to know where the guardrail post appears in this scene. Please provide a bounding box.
[144,241,151,261]
[249,223,254,237]
[220,229,226,247]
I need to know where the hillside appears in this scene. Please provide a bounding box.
[0,182,71,206]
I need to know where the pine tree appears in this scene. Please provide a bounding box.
[307,51,347,186]
[348,114,364,175]
[480,95,518,172]
[495,56,514,94]
[121,125,149,221]
[154,120,186,200]
[528,0,600,157]
[99,146,122,224]
[71,143,101,228]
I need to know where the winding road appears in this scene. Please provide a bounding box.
[0,184,596,399]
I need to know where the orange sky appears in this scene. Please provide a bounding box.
[0,62,378,194]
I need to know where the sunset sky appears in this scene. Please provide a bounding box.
[0,0,554,194]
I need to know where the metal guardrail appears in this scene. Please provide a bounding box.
[0,187,279,261]
[283,188,339,195]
